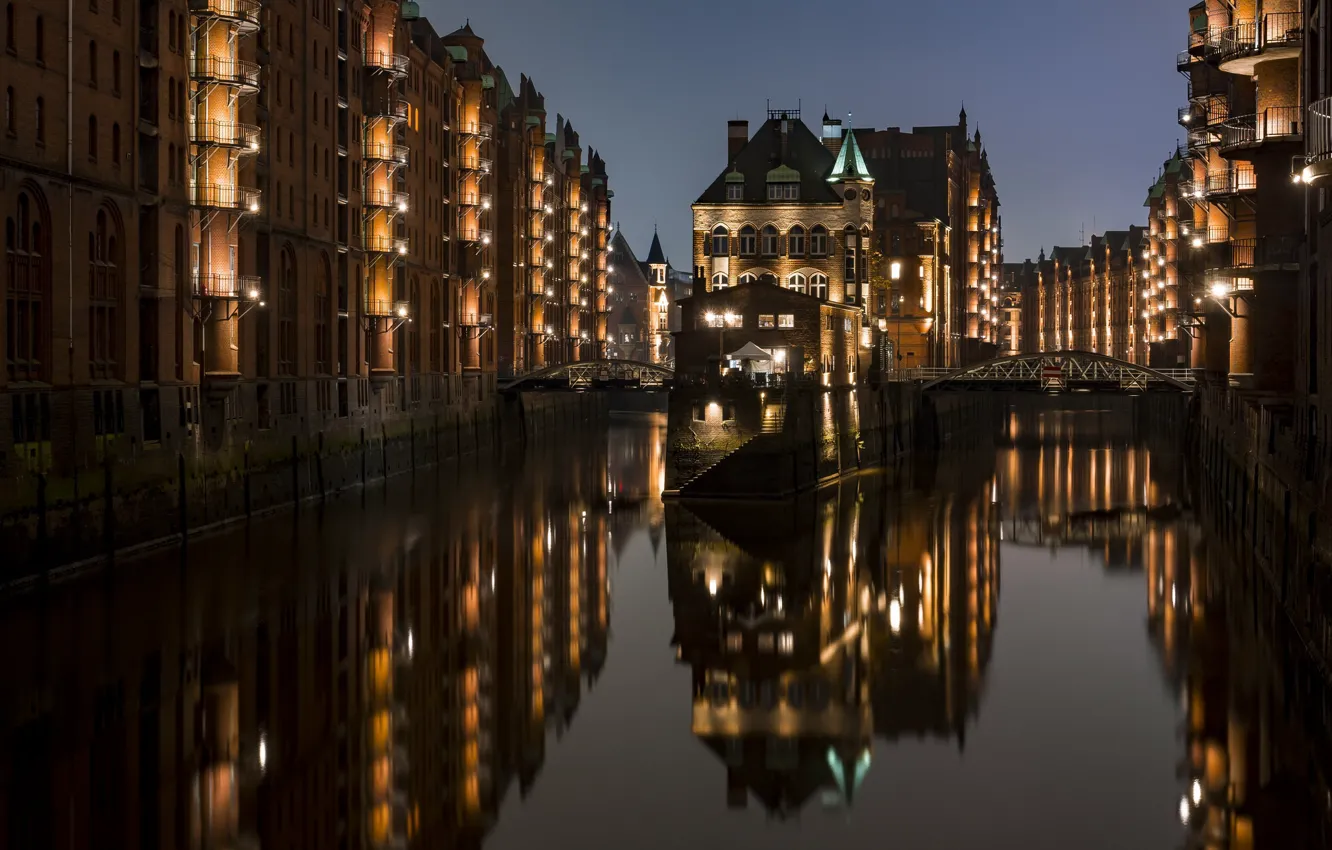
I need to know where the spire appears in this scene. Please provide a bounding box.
[646,228,666,266]
[828,129,873,183]
[959,103,967,126]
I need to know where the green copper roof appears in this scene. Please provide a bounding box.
[724,168,745,184]
[828,130,873,183]
[525,115,541,127]
[445,45,467,62]
[766,164,800,183]
[481,74,494,90]
[581,164,590,174]
[1191,12,1207,32]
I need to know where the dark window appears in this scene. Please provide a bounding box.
[87,115,97,160]
[278,247,297,376]
[88,208,121,379]
[810,225,828,256]
[6,190,50,382]
[738,225,757,256]
[34,15,42,63]
[88,41,97,87]
[111,50,120,94]
[760,225,778,257]
[710,225,728,256]
[788,225,806,257]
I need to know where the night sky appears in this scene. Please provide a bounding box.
[421,0,1183,269]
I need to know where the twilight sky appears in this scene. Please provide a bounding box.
[421,0,1183,268]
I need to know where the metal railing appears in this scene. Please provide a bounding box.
[191,119,261,151]
[456,192,491,208]
[1216,13,1303,65]
[190,183,261,212]
[460,157,492,173]
[189,55,261,89]
[457,228,492,244]
[1256,235,1303,266]
[459,313,493,326]
[192,272,262,299]
[368,100,409,123]
[364,234,408,254]
[1220,107,1302,151]
[364,142,409,164]
[1309,97,1332,165]
[364,190,409,211]
[1205,168,1257,195]
[458,122,493,137]
[188,0,261,27]
[364,50,409,77]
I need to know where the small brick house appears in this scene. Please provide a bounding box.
[675,276,862,386]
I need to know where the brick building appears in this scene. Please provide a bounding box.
[604,227,680,363]
[683,108,873,380]
[852,108,1003,368]
[0,4,610,477]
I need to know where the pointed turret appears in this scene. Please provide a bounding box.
[828,130,873,183]
[645,228,666,266]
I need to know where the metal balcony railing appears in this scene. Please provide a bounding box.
[191,183,261,212]
[368,100,409,123]
[458,122,493,138]
[455,192,490,208]
[1178,180,1204,200]
[364,234,408,254]
[364,190,409,211]
[191,119,261,152]
[192,272,262,299]
[1206,169,1258,195]
[364,142,409,164]
[1176,50,1195,72]
[1309,97,1332,166]
[1256,235,1302,266]
[188,0,261,28]
[364,50,409,77]
[189,55,261,91]
[1215,13,1304,66]
[364,299,411,318]
[1220,107,1302,152]
[457,228,492,245]
[1206,225,1231,244]
[460,157,492,173]
[459,312,493,326]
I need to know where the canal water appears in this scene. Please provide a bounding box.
[2,404,1329,848]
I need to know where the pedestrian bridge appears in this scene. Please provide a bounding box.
[907,352,1196,393]
[500,359,674,391]
[1000,506,1184,548]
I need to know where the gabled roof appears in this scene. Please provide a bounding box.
[829,130,873,183]
[646,230,666,265]
[695,118,841,205]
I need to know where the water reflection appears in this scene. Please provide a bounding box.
[1,408,1330,848]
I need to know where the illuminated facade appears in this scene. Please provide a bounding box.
[0,8,609,478]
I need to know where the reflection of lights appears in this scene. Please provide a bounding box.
[888,599,902,634]
[406,629,414,659]
[1170,584,1177,608]
[1178,796,1191,825]
[1191,780,1202,806]
[259,734,268,771]
[708,578,718,596]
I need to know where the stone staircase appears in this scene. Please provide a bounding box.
[761,403,786,434]
[678,432,789,498]
[668,435,755,493]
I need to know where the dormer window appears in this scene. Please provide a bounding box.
[726,183,743,201]
[768,183,798,201]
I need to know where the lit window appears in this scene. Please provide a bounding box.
[788,225,806,257]
[810,274,828,300]
[758,314,775,329]
[787,273,806,294]
[726,632,743,652]
[711,272,729,290]
[778,314,795,328]
[739,273,757,285]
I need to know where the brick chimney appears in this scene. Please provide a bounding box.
[727,120,748,161]
[822,112,844,157]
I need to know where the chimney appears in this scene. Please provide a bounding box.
[727,120,748,161]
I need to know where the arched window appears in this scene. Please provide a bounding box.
[739,273,757,285]
[710,225,728,256]
[810,225,828,256]
[34,15,42,64]
[710,272,728,290]
[87,115,97,160]
[34,96,43,142]
[6,189,51,382]
[278,246,297,376]
[761,224,779,257]
[787,273,807,294]
[166,11,175,51]
[312,143,318,175]
[843,225,858,283]
[111,123,120,164]
[88,40,97,87]
[5,3,14,52]
[315,253,331,374]
[111,50,120,94]
[167,143,175,183]
[810,274,829,300]
[89,207,121,378]
[788,225,806,258]
[4,87,12,135]
[738,225,757,256]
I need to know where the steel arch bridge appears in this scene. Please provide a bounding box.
[501,359,675,391]
[911,351,1196,392]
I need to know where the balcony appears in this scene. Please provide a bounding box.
[1215,13,1304,75]
[1205,169,1257,196]
[188,0,261,31]
[364,190,409,212]
[457,228,492,245]
[1302,97,1332,183]
[1187,27,1223,60]
[191,183,261,212]
[456,192,491,208]
[1178,180,1205,201]
[364,299,411,319]
[460,157,492,174]
[459,122,493,138]
[1208,238,1256,272]
[368,100,409,123]
[189,55,261,93]
[191,119,261,152]
[1219,107,1302,154]
[459,313,493,327]
[364,234,408,255]
[364,142,409,164]
[192,272,262,299]
[364,50,409,78]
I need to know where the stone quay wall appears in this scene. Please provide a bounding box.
[664,380,997,498]
[1191,383,1332,680]
[0,391,606,577]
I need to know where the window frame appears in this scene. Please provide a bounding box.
[788,225,806,257]
[810,225,828,257]
[738,225,757,257]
